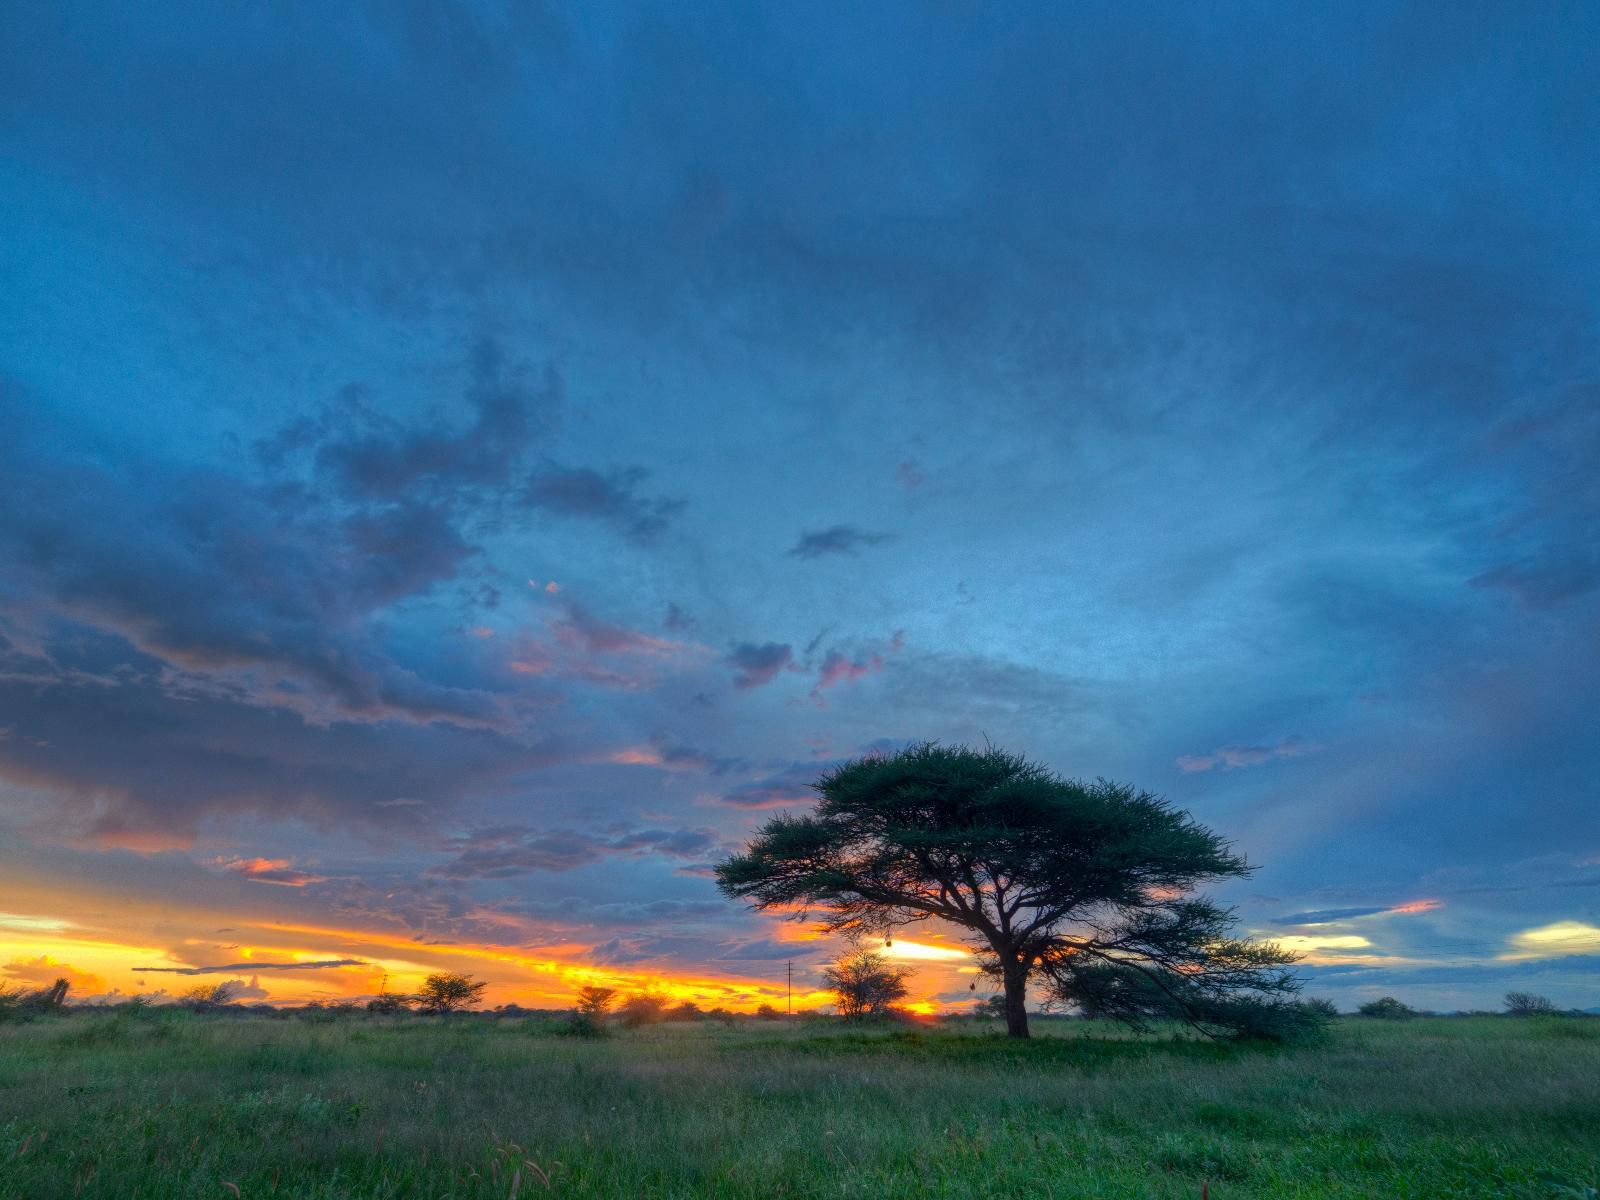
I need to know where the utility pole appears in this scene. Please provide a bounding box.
[787,960,792,1015]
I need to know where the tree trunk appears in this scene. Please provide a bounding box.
[1002,960,1030,1038]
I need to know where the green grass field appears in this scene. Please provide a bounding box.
[2,1012,1596,1199]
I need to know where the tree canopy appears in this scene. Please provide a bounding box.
[416,973,487,1014]
[717,742,1305,1038]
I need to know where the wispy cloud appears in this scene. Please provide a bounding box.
[1177,736,1319,773]
[786,525,895,559]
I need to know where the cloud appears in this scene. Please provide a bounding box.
[523,466,685,543]
[0,619,562,847]
[715,761,825,809]
[551,605,684,657]
[133,960,365,975]
[1177,736,1319,773]
[2,955,108,994]
[896,461,924,491]
[300,345,554,501]
[726,642,793,690]
[215,857,329,887]
[1272,900,1442,925]
[786,525,895,559]
[811,650,884,699]
[1504,921,1600,960]
[428,825,722,880]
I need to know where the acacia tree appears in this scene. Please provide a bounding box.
[822,947,911,1018]
[575,986,618,1017]
[717,742,1301,1038]
[416,972,487,1015]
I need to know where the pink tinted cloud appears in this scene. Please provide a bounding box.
[215,856,329,887]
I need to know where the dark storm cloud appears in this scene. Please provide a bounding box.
[524,467,686,543]
[0,380,502,727]
[786,525,895,559]
[0,621,560,846]
[725,642,793,691]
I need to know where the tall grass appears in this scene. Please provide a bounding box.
[0,1013,1595,1198]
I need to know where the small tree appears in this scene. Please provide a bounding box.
[366,991,416,1015]
[575,986,618,1017]
[975,993,1008,1021]
[718,742,1299,1038]
[1357,996,1416,1020]
[822,947,911,1019]
[754,1002,782,1021]
[670,1000,704,1021]
[416,973,487,1015]
[1504,991,1556,1017]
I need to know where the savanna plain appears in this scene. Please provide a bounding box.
[2,1012,1596,1200]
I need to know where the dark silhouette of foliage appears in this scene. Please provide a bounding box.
[181,981,240,1011]
[366,991,416,1015]
[718,742,1298,1037]
[1504,991,1556,1017]
[1303,996,1341,1019]
[416,973,487,1015]
[669,1001,704,1021]
[575,986,618,1017]
[1358,996,1417,1020]
[754,1003,782,1021]
[616,992,669,1027]
[821,947,911,1018]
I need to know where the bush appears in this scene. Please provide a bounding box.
[366,992,415,1015]
[177,982,244,1012]
[575,987,617,1018]
[616,993,669,1027]
[754,1003,782,1021]
[558,1011,610,1038]
[1504,991,1557,1017]
[1303,997,1341,1019]
[1358,996,1417,1020]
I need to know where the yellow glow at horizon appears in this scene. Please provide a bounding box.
[1269,934,1372,953]
[1504,920,1600,959]
[879,939,968,962]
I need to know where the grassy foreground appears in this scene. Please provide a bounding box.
[1,1013,1596,1199]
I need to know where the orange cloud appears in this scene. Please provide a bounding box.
[2,955,108,994]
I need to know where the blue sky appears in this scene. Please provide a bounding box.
[1,2,1596,1012]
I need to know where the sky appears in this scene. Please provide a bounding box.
[1,2,1597,1015]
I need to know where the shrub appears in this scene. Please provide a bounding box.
[366,992,416,1015]
[1504,991,1557,1017]
[1303,997,1341,1019]
[669,1001,703,1021]
[754,1003,782,1021]
[1358,996,1417,1020]
[616,992,669,1027]
[559,1011,610,1038]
